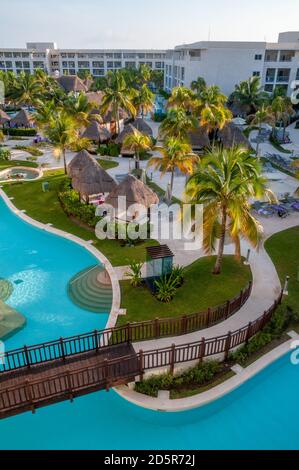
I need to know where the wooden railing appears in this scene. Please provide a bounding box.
[0,292,282,417]
[0,282,252,374]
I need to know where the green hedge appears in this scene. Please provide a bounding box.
[3,128,37,137]
[58,178,102,228]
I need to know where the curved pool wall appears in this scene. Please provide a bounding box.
[0,196,109,350]
[0,353,298,449]
[0,167,42,182]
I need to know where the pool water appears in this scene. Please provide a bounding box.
[0,196,299,450]
[0,168,40,181]
[0,197,108,351]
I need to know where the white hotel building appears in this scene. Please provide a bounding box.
[164,31,299,97]
[0,42,165,77]
[1,32,299,98]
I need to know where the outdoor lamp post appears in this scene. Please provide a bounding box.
[244,249,251,265]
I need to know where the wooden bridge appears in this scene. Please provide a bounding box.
[0,285,281,420]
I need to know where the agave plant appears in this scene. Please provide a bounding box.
[170,265,184,287]
[125,261,143,287]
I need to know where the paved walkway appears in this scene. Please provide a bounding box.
[132,213,299,354]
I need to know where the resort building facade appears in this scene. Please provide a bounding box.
[164,31,299,97]
[0,42,165,77]
[1,31,299,97]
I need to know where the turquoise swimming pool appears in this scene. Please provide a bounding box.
[0,195,298,450]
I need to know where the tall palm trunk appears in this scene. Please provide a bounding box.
[135,150,140,170]
[62,148,67,175]
[213,204,227,275]
[170,168,175,201]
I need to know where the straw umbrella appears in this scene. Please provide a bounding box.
[0,109,10,127]
[10,109,35,128]
[82,121,111,143]
[218,122,250,149]
[68,149,117,200]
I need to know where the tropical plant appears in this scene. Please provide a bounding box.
[125,261,143,287]
[148,138,198,200]
[34,99,57,130]
[7,71,41,106]
[248,104,274,154]
[0,129,4,142]
[44,111,79,174]
[123,129,152,169]
[0,147,11,160]
[185,146,275,274]
[191,76,207,95]
[170,265,184,287]
[133,83,155,119]
[160,108,198,141]
[230,76,269,115]
[101,71,137,134]
[154,274,178,302]
[64,92,94,127]
[167,86,195,112]
[200,105,232,146]
[271,95,294,140]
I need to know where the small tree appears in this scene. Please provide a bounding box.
[124,129,152,170]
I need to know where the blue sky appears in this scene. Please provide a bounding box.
[1,0,299,49]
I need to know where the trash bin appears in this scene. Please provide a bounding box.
[42,181,49,192]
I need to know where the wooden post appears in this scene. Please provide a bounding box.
[104,358,110,391]
[60,337,66,361]
[245,322,252,344]
[224,331,232,361]
[154,318,160,338]
[25,380,35,414]
[169,344,176,375]
[199,337,205,362]
[279,289,284,305]
[139,350,144,382]
[94,330,99,353]
[66,370,73,402]
[225,300,230,319]
[207,308,212,327]
[23,345,30,369]
[127,323,131,342]
[181,316,187,335]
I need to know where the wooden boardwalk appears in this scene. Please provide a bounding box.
[0,343,138,419]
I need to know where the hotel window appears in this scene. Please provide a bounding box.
[78,61,89,68]
[105,53,113,59]
[92,61,104,68]
[5,61,12,68]
[23,61,30,68]
[264,84,274,92]
[107,61,113,68]
[138,53,145,59]
[114,53,122,59]
[13,52,21,58]
[155,62,162,69]
[124,53,136,59]
[21,52,29,58]
[69,69,76,75]
[93,69,105,76]
[114,61,122,68]
[33,61,44,68]
[181,67,185,80]
[67,53,75,58]
[252,71,260,77]
[296,69,299,80]
[0,61,5,68]
[4,52,12,58]
[78,53,89,59]
[254,54,262,60]
[15,61,23,68]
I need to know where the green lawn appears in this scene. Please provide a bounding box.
[97,159,119,170]
[0,159,38,170]
[2,169,158,266]
[265,226,299,317]
[118,255,251,325]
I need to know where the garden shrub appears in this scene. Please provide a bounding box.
[58,178,102,228]
[14,145,43,156]
[153,112,167,122]
[0,148,11,160]
[135,361,221,397]
[3,128,37,137]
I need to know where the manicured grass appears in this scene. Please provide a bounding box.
[118,256,251,324]
[97,159,119,170]
[265,226,299,316]
[2,169,157,266]
[269,134,292,154]
[0,159,38,169]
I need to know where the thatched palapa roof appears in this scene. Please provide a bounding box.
[115,124,137,144]
[103,107,128,124]
[0,109,10,125]
[10,109,35,127]
[188,126,210,150]
[82,121,111,142]
[68,150,117,196]
[56,75,88,93]
[131,118,153,137]
[218,122,250,149]
[86,91,104,107]
[105,174,159,210]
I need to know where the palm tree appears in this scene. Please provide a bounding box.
[200,105,232,146]
[148,138,198,200]
[191,77,207,95]
[185,146,274,274]
[231,76,269,115]
[249,105,274,154]
[0,129,4,143]
[271,95,293,140]
[44,111,79,174]
[101,71,136,134]
[160,108,198,142]
[167,87,195,112]
[124,129,152,170]
[133,84,154,119]
[34,100,57,130]
[138,64,151,85]
[64,92,94,127]
[8,71,41,106]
